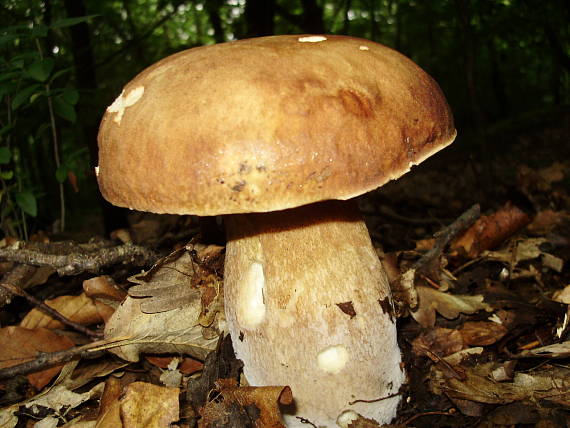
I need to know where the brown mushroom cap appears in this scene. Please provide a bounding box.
[97,35,456,215]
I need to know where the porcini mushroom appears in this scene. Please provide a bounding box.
[97,35,456,426]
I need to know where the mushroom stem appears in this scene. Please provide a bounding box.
[224,200,404,427]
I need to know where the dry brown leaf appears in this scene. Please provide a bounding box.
[527,209,570,234]
[537,161,566,184]
[20,293,102,329]
[411,286,492,327]
[24,383,104,415]
[451,202,530,258]
[199,378,292,428]
[459,321,508,346]
[0,326,74,389]
[96,376,122,428]
[103,294,218,362]
[120,382,179,428]
[430,355,570,408]
[516,341,570,359]
[127,248,198,313]
[0,404,18,428]
[411,327,465,358]
[145,356,203,375]
[83,276,127,302]
[128,245,223,319]
[552,284,570,304]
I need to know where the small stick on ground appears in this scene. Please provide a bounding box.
[411,203,481,272]
[0,282,103,338]
[0,242,159,276]
[0,342,107,380]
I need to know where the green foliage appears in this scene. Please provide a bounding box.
[0,0,567,237]
[0,6,93,238]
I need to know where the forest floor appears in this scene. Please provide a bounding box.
[0,110,568,428]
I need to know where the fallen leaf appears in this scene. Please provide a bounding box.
[411,328,465,358]
[552,284,570,304]
[459,321,508,346]
[103,294,218,362]
[96,376,123,427]
[120,382,179,428]
[516,341,570,359]
[0,326,74,389]
[83,276,127,302]
[20,293,102,329]
[128,249,199,314]
[430,357,570,408]
[526,209,570,234]
[0,404,18,428]
[451,202,530,258]
[411,286,492,327]
[199,378,292,428]
[145,356,203,375]
[25,383,104,415]
[186,335,243,420]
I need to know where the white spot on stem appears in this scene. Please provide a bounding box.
[359,45,369,51]
[107,86,145,124]
[317,345,348,373]
[237,261,266,328]
[94,166,99,177]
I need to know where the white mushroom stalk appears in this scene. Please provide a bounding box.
[224,200,404,427]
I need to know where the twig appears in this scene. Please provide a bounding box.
[403,409,456,425]
[0,264,40,307]
[0,341,106,380]
[410,204,481,272]
[348,392,401,405]
[0,242,159,276]
[0,282,102,338]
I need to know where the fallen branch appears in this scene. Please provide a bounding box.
[0,242,159,276]
[0,341,106,380]
[0,282,103,338]
[411,204,481,272]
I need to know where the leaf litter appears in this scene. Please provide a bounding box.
[0,152,569,427]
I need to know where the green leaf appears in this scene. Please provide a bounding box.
[0,34,19,47]
[62,87,79,105]
[28,58,55,82]
[1,170,13,180]
[15,192,37,217]
[30,25,48,37]
[53,96,76,122]
[55,164,68,183]
[0,147,11,164]
[0,123,16,138]
[11,84,41,110]
[0,82,17,101]
[50,16,97,29]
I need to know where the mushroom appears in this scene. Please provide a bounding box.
[97,35,456,426]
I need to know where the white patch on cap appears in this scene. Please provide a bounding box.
[298,36,327,43]
[94,166,99,177]
[359,45,369,51]
[317,345,348,373]
[237,261,266,328]
[107,86,145,124]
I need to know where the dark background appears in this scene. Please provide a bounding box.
[0,0,568,239]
